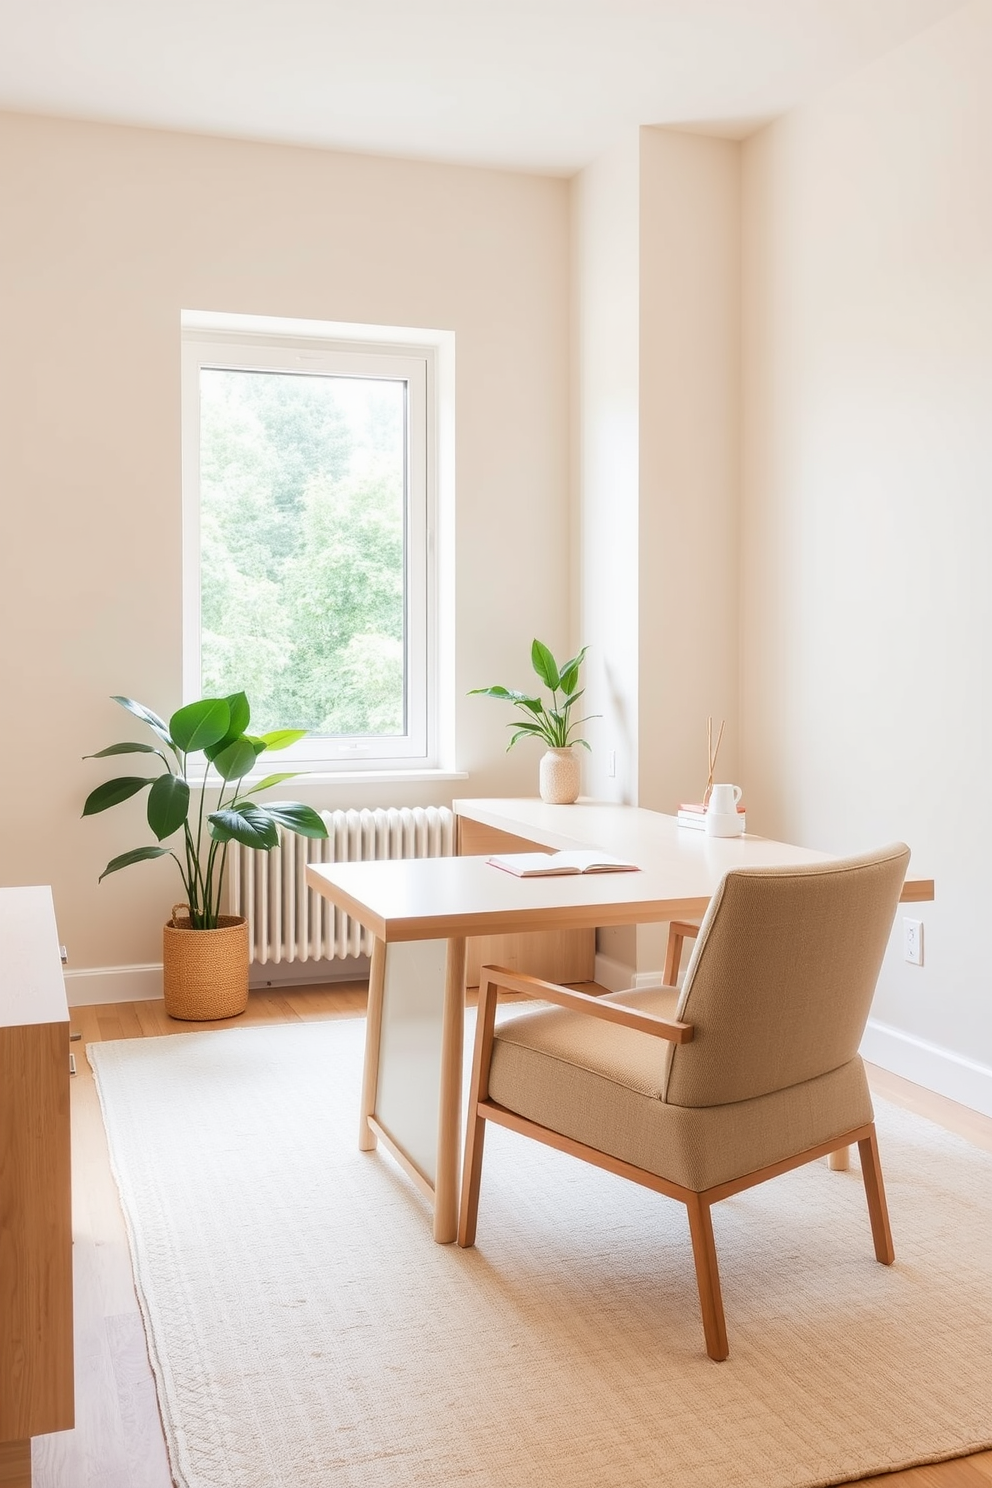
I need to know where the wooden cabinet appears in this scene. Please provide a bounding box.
[0,888,73,1488]
[456,817,595,986]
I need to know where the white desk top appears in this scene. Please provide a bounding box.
[307,814,831,944]
[453,798,933,902]
[305,800,932,944]
[453,797,790,860]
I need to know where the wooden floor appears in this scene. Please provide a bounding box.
[31,982,992,1488]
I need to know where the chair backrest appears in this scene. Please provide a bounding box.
[663,843,910,1108]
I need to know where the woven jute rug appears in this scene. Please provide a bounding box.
[89,1017,992,1488]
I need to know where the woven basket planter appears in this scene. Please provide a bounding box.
[162,907,249,1021]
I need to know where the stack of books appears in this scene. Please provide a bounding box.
[677,802,746,831]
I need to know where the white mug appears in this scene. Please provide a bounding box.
[707,783,742,816]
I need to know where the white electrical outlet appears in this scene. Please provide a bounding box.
[903,918,924,966]
[608,750,616,778]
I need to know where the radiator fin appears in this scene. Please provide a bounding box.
[227,806,455,965]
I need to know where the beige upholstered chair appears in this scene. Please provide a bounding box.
[458,843,910,1361]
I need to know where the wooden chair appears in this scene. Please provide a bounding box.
[458,843,910,1360]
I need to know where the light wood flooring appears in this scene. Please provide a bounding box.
[31,982,992,1488]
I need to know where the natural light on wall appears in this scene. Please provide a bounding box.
[181,312,455,775]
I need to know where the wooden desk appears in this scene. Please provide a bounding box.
[306,803,934,1245]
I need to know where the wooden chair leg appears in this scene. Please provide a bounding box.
[685,1194,729,1361]
[858,1126,895,1265]
[457,971,501,1249]
[458,1109,487,1249]
[664,921,699,986]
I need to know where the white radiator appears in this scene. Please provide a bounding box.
[227,806,455,965]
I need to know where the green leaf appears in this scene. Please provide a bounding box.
[82,777,154,816]
[254,729,308,752]
[169,698,231,754]
[203,692,253,762]
[516,697,545,716]
[208,805,279,850]
[257,802,329,838]
[246,773,304,795]
[224,691,251,737]
[112,696,173,747]
[531,639,560,691]
[212,737,259,783]
[83,742,163,759]
[505,720,549,749]
[557,647,588,694]
[98,845,170,881]
[147,774,190,841]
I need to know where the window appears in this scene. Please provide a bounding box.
[182,314,451,773]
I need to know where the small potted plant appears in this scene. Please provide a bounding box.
[83,692,328,1020]
[470,640,598,803]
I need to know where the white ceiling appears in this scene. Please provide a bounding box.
[0,0,969,175]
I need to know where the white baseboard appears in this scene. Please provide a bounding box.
[64,957,369,1006]
[63,964,163,1006]
[594,953,635,992]
[861,1017,992,1120]
[594,954,667,992]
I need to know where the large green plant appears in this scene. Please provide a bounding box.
[83,693,328,929]
[469,640,598,751]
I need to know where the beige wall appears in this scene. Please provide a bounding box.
[572,127,741,816]
[571,132,642,807]
[741,0,992,1106]
[571,126,740,982]
[0,111,570,979]
[637,126,740,816]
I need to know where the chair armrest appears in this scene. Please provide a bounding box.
[480,965,693,1044]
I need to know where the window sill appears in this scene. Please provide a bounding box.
[289,768,470,787]
[184,767,468,790]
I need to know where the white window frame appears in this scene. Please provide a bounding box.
[181,312,452,776]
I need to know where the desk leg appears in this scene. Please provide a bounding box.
[359,938,386,1152]
[433,936,467,1244]
[358,937,464,1243]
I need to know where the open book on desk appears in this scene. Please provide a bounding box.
[487,849,640,878]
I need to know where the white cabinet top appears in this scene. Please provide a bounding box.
[0,885,69,1028]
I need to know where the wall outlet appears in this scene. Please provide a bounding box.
[608,750,616,778]
[903,918,924,966]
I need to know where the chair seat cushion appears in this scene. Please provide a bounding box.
[489,987,873,1192]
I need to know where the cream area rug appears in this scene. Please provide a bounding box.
[89,1017,992,1488]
